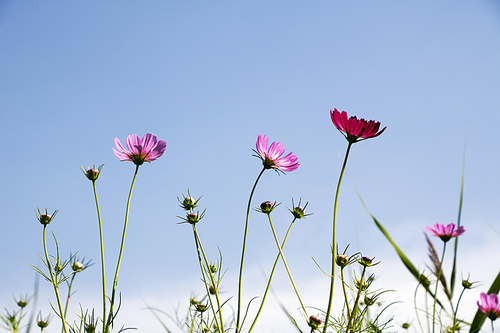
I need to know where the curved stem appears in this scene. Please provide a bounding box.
[267,214,308,318]
[43,226,68,333]
[453,287,466,332]
[236,167,265,332]
[92,180,107,332]
[107,165,139,332]
[414,283,425,333]
[248,218,296,333]
[323,142,353,332]
[192,225,224,332]
[431,243,447,333]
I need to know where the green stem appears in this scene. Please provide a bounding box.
[453,287,466,332]
[92,180,107,332]
[248,218,296,333]
[323,142,353,332]
[345,267,366,333]
[236,167,265,332]
[431,243,447,333]
[192,225,224,332]
[341,268,351,319]
[414,283,425,333]
[42,226,68,333]
[63,274,76,320]
[106,164,139,332]
[267,214,308,318]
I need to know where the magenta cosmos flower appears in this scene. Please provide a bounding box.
[478,292,500,321]
[113,133,166,166]
[330,109,386,144]
[426,223,465,243]
[254,134,299,172]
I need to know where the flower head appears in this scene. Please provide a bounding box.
[113,133,166,166]
[254,135,299,173]
[426,223,465,243]
[477,292,500,321]
[330,109,386,144]
[288,198,312,219]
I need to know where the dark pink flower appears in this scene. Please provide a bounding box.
[426,223,465,242]
[113,133,166,166]
[254,135,299,172]
[330,109,386,144]
[477,292,500,321]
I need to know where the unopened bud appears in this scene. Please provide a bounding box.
[195,304,207,312]
[260,201,274,214]
[335,254,349,268]
[72,261,84,272]
[187,212,199,224]
[308,315,322,329]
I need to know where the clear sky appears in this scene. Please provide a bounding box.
[1,1,500,332]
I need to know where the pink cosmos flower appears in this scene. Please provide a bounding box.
[113,133,166,166]
[254,135,299,172]
[426,223,465,243]
[477,292,500,321]
[330,109,386,143]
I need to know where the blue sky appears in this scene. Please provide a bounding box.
[1,1,500,332]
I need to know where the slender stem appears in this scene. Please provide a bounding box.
[453,287,466,332]
[106,164,140,332]
[323,142,353,332]
[42,226,68,333]
[267,214,308,318]
[431,243,447,333]
[192,225,224,332]
[236,167,265,332]
[492,319,495,333]
[63,274,76,319]
[414,283,425,333]
[345,267,366,333]
[92,180,108,332]
[248,218,296,333]
[341,268,351,319]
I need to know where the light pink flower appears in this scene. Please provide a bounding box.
[426,223,465,242]
[254,135,299,172]
[113,133,166,166]
[330,109,386,143]
[477,292,500,321]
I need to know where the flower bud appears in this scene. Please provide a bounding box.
[419,274,430,288]
[17,300,28,308]
[38,320,49,329]
[183,196,196,209]
[308,315,322,330]
[190,297,199,306]
[364,295,375,306]
[335,254,349,268]
[195,303,207,312]
[209,264,217,273]
[80,165,103,182]
[209,285,217,295]
[359,256,374,267]
[291,206,305,218]
[187,212,199,224]
[462,279,473,289]
[355,278,368,291]
[402,323,410,330]
[260,201,274,214]
[36,209,58,225]
[54,263,63,274]
[85,324,96,333]
[72,261,84,272]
